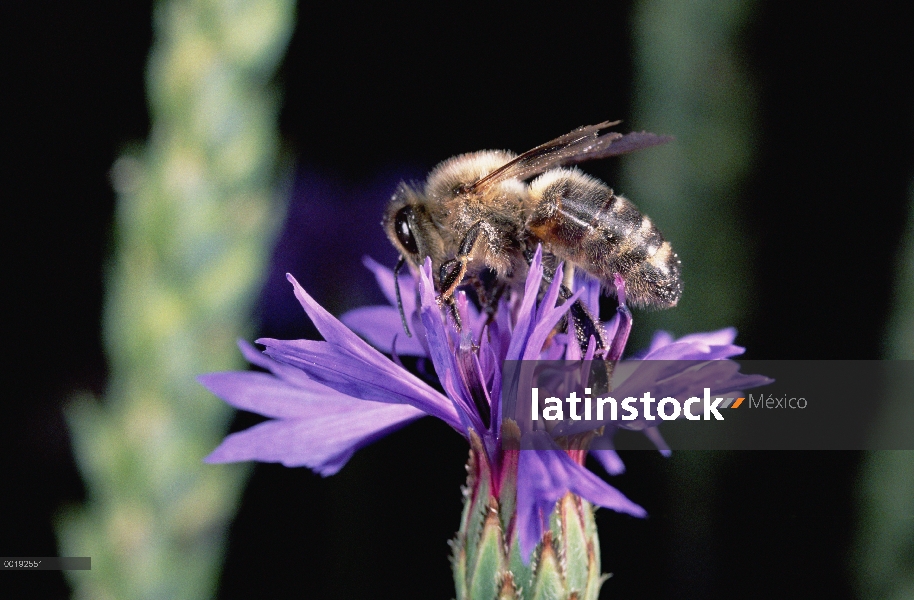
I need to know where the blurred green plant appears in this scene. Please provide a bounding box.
[856,180,914,600]
[56,1,295,598]
[623,0,756,343]
[623,1,757,594]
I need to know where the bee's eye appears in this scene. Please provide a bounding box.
[394,207,419,254]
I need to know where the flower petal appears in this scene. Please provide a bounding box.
[286,273,397,365]
[639,327,743,360]
[675,327,738,347]
[199,371,342,419]
[505,247,544,361]
[237,339,320,389]
[417,259,482,434]
[517,431,645,561]
[258,336,462,429]
[523,268,582,360]
[642,341,745,361]
[642,426,672,457]
[340,305,427,356]
[590,449,626,475]
[589,432,626,475]
[363,255,417,314]
[573,269,602,317]
[206,399,425,475]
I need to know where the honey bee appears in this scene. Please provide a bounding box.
[383,121,682,351]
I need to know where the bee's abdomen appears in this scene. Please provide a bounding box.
[527,169,682,308]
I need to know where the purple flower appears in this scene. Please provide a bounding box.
[579,326,773,473]
[202,247,770,559]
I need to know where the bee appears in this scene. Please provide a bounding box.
[383,121,682,353]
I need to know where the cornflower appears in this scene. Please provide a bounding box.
[203,247,770,598]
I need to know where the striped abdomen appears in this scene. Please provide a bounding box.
[526,168,682,308]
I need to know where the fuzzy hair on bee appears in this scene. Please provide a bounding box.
[387,150,529,281]
[383,121,682,347]
[525,167,681,307]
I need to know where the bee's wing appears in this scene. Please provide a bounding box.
[566,129,674,162]
[463,122,672,194]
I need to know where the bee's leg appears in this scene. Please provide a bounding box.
[525,244,561,287]
[393,255,412,337]
[524,243,610,353]
[445,296,463,331]
[471,271,507,325]
[441,294,462,331]
[556,274,632,361]
[484,282,507,325]
[595,292,631,395]
[558,287,612,393]
[438,220,484,302]
[562,262,576,291]
[557,277,631,393]
[588,276,634,393]
[438,259,467,302]
[560,286,607,354]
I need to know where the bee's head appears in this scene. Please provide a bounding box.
[382,183,445,273]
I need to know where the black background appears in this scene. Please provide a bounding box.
[4,1,912,598]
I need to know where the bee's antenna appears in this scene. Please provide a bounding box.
[393,256,413,337]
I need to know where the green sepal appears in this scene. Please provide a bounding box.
[559,494,589,593]
[463,430,491,575]
[468,503,507,600]
[498,420,521,529]
[529,533,565,600]
[507,530,534,597]
[451,540,468,600]
[583,505,607,600]
[496,572,520,600]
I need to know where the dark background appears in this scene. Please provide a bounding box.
[4,1,912,598]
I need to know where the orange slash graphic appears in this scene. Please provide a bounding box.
[731,397,744,409]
